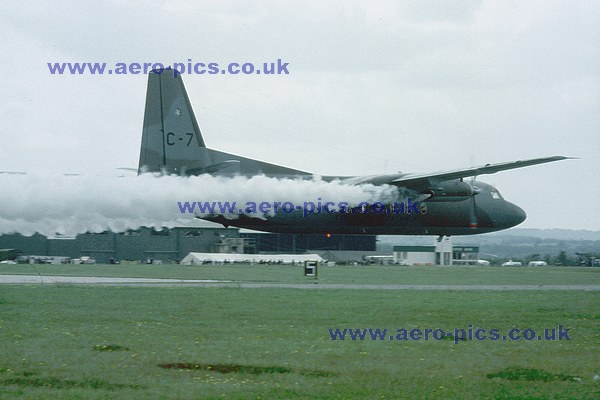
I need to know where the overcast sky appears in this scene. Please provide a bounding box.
[1,0,598,231]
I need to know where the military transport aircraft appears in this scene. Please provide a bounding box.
[138,68,571,236]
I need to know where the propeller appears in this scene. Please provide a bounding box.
[462,154,478,228]
[467,175,479,228]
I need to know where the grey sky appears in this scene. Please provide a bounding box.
[1,0,598,230]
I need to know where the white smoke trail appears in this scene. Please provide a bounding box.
[0,173,399,237]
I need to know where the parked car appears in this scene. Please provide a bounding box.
[528,261,548,266]
[501,260,522,267]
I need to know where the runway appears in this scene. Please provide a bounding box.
[1,275,599,290]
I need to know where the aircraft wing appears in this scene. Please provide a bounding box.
[391,156,573,188]
[339,156,573,188]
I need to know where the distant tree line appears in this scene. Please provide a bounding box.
[493,251,597,266]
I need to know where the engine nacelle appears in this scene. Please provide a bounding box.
[422,180,477,202]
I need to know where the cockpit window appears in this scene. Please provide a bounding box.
[491,190,502,200]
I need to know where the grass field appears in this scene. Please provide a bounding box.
[1,263,600,285]
[0,265,598,399]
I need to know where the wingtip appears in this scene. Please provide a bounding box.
[542,155,578,161]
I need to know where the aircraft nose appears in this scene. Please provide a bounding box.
[505,202,526,228]
[479,199,526,230]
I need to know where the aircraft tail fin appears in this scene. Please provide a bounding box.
[138,68,310,177]
[138,68,206,175]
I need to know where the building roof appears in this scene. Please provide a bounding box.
[180,252,323,264]
[393,245,480,253]
[171,219,236,229]
[393,246,436,252]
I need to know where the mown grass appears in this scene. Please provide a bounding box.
[0,280,598,399]
[1,263,599,286]
[486,367,580,382]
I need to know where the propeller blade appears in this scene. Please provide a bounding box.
[468,181,478,228]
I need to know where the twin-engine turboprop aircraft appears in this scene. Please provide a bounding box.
[138,68,570,236]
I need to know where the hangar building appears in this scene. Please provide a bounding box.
[0,221,376,263]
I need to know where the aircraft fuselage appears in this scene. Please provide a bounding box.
[204,180,526,235]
